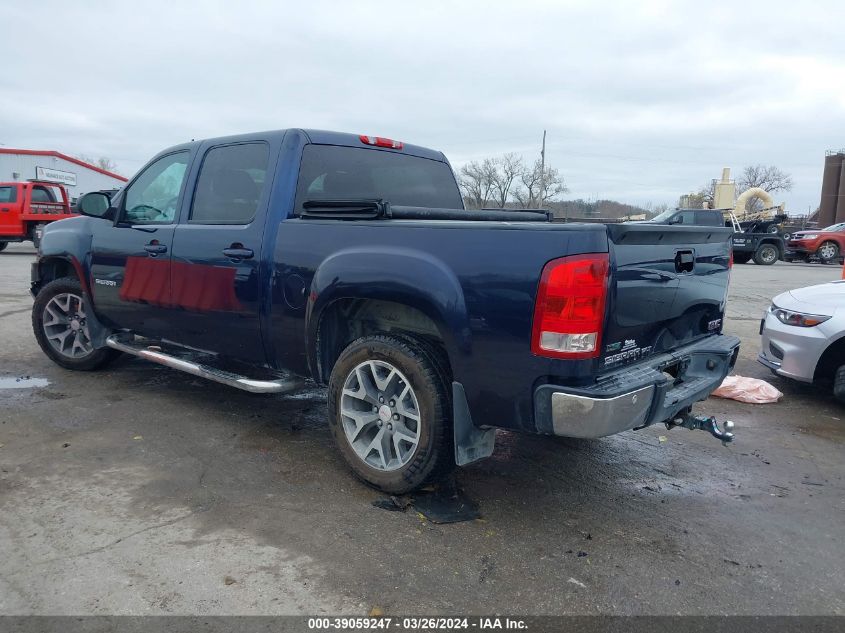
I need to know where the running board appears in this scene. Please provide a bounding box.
[105,334,304,394]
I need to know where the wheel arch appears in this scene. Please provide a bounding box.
[306,247,470,383]
[814,332,845,383]
[32,255,89,297]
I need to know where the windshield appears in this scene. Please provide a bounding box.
[823,223,845,232]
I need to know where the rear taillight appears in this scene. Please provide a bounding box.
[359,135,403,149]
[729,249,734,268]
[531,253,609,359]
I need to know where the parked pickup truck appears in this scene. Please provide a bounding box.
[0,181,76,251]
[644,208,785,265]
[31,129,740,492]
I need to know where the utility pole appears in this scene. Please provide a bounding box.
[540,129,546,174]
[538,130,546,210]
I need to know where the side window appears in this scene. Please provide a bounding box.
[31,186,57,203]
[190,143,269,225]
[675,211,695,225]
[0,186,16,203]
[123,152,190,224]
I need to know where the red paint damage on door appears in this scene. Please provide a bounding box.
[120,257,243,312]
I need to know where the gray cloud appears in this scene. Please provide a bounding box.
[2,0,842,212]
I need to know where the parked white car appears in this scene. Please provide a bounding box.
[758,280,845,403]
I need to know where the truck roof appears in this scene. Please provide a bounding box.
[156,129,447,163]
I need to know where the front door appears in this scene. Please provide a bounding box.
[169,141,271,362]
[89,151,191,337]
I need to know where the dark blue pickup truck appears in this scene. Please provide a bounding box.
[31,129,740,492]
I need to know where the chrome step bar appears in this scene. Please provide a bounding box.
[105,334,304,394]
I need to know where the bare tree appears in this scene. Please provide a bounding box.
[458,158,497,209]
[489,153,523,208]
[737,164,793,212]
[97,157,119,173]
[513,160,568,209]
[76,154,120,175]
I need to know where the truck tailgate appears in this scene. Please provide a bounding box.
[601,224,732,373]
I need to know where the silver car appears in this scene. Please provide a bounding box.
[758,280,845,402]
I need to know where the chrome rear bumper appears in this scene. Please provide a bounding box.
[551,385,654,438]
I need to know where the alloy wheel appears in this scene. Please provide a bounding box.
[42,292,94,359]
[340,360,421,471]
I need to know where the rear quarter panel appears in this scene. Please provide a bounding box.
[269,219,609,431]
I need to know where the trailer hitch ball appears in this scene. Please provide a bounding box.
[667,414,736,445]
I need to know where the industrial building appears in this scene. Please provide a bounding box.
[0,148,127,200]
[818,150,845,226]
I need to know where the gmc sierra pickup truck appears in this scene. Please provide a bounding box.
[31,129,739,492]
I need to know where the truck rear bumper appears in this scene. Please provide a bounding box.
[534,335,740,438]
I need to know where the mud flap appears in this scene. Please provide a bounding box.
[452,382,496,466]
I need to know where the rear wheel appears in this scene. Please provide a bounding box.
[0,242,7,253]
[753,243,779,265]
[817,241,840,264]
[32,277,119,371]
[31,224,46,249]
[327,334,454,494]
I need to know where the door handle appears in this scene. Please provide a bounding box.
[222,245,254,260]
[144,241,168,255]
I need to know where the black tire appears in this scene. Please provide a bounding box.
[834,366,845,404]
[0,242,7,252]
[31,224,46,249]
[734,252,752,264]
[753,243,779,265]
[817,241,840,264]
[328,334,454,494]
[32,277,120,371]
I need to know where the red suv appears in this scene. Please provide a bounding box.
[785,222,845,264]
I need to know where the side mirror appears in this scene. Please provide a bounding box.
[77,192,114,219]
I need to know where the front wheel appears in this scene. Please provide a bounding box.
[0,242,7,253]
[328,334,454,493]
[834,366,845,404]
[817,241,840,264]
[754,243,779,265]
[32,277,120,371]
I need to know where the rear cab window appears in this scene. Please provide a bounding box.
[294,145,463,213]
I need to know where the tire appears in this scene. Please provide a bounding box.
[327,334,454,494]
[32,277,120,371]
[817,241,840,264]
[734,252,752,264]
[834,366,845,404]
[753,243,779,266]
[0,242,7,252]
[31,224,46,249]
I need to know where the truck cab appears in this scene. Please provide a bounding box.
[0,181,75,250]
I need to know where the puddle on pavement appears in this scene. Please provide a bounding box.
[0,376,50,389]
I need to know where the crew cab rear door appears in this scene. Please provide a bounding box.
[0,184,21,236]
[168,140,273,362]
[601,224,732,372]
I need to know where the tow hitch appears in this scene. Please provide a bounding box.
[666,411,735,445]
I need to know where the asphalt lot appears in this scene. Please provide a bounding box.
[1,242,843,615]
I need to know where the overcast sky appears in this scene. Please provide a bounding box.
[2,0,843,212]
